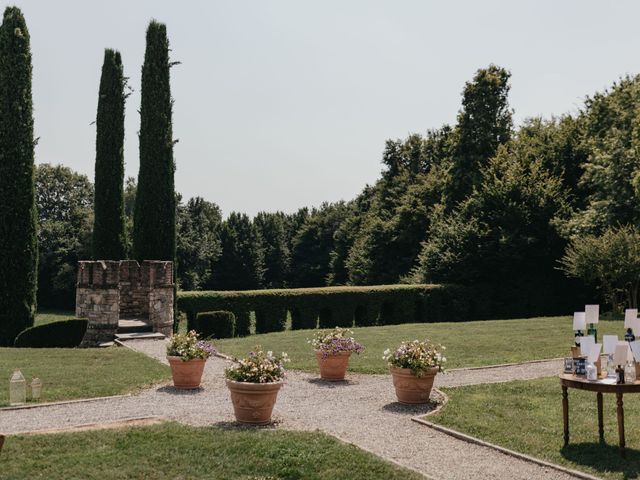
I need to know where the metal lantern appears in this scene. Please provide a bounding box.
[9,369,26,406]
[30,377,42,401]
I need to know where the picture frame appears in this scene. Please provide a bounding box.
[564,357,574,373]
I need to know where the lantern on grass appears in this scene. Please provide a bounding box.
[9,370,26,406]
[585,305,599,343]
[30,378,42,401]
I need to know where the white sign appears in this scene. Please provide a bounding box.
[585,304,599,325]
[603,335,619,355]
[630,341,640,362]
[614,344,629,365]
[625,309,638,329]
[580,335,596,357]
[588,344,602,364]
[573,312,586,331]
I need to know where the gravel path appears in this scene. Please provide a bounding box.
[0,341,580,480]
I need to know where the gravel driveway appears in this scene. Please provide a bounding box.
[0,341,584,480]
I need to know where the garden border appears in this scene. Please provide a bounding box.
[411,417,602,480]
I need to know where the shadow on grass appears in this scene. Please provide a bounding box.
[561,442,640,479]
[381,401,440,416]
[305,378,358,388]
[156,385,205,395]
[211,420,281,431]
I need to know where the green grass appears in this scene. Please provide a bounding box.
[431,377,640,479]
[0,347,170,407]
[214,316,627,373]
[0,422,424,480]
[34,309,75,326]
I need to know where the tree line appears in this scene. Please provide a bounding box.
[37,64,640,314]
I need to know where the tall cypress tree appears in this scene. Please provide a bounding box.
[133,20,175,261]
[93,49,127,259]
[0,7,37,345]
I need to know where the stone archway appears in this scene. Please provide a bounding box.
[75,260,174,347]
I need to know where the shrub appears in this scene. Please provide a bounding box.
[14,318,88,348]
[255,306,287,334]
[195,311,235,339]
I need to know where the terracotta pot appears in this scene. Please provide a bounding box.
[315,350,351,381]
[390,366,438,404]
[226,379,282,425]
[167,356,206,389]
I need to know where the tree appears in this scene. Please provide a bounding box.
[36,164,93,309]
[0,7,37,345]
[210,213,264,290]
[133,20,176,262]
[254,212,290,288]
[560,225,640,310]
[446,65,512,207]
[93,49,127,260]
[176,197,222,290]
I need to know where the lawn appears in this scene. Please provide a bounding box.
[0,422,424,480]
[34,309,74,326]
[431,377,640,480]
[0,347,170,407]
[214,316,626,373]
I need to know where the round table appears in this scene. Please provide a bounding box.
[560,374,640,457]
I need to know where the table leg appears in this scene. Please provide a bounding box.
[597,392,604,442]
[562,385,569,446]
[616,392,626,458]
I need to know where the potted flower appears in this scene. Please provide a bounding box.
[225,347,289,425]
[310,327,364,381]
[166,330,217,389]
[383,339,446,404]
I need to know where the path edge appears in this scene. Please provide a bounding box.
[410,417,602,480]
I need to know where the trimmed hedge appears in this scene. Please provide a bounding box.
[194,311,235,339]
[14,318,88,348]
[178,284,474,336]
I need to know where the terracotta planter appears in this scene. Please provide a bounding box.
[226,379,282,425]
[390,366,438,404]
[167,356,206,389]
[315,350,351,381]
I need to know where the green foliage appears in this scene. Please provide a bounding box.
[0,7,37,345]
[195,310,235,339]
[210,212,264,290]
[254,211,290,288]
[93,49,127,260]
[14,318,88,348]
[133,20,176,263]
[446,64,513,206]
[560,225,640,310]
[36,164,93,309]
[178,284,477,337]
[176,197,222,290]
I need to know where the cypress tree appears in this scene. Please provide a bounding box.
[133,20,175,261]
[93,49,127,259]
[0,7,37,345]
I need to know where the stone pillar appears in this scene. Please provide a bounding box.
[146,260,174,336]
[77,261,120,347]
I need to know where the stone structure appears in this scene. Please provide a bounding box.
[76,260,174,346]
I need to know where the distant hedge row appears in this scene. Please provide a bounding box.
[177,284,475,337]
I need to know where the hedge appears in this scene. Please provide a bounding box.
[194,311,235,339]
[178,284,474,337]
[14,318,88,348]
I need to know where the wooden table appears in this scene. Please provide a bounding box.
[560,374,640,457]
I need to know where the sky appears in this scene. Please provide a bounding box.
[12,0,640,216]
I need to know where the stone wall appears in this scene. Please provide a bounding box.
[76,260,174,346]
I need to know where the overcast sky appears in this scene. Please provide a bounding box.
[14,0,640,216]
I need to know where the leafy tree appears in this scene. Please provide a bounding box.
[36,164,93,309]
[290,202,349,287]
[0,7,37,344]
[176,197,222,290]
[133,20,176,262]
[446,65,512,207]
[560,225,640,310]
[210,213,264,290]
[254,212,290,288]
[93,48,127,260]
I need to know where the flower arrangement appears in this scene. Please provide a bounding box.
[166,330,217,361]
[225,347,289,383]
[383,339,446,376]
[309,327,364,358]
